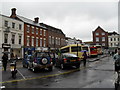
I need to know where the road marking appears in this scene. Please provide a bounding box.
[17,69,26,79]
[1,56,108,84]
[0,67,85,84]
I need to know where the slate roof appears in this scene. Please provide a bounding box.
[17,15,46,29]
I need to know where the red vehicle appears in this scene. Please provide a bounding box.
[89,47,98,57]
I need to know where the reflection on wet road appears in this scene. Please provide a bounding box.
[1,56,116,88]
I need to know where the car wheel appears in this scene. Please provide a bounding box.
[76,65,80,68]
[48,66,53,71]
[60,64,65,70]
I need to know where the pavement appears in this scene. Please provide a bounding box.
[88,55,107,62]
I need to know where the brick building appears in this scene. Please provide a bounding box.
[40,23,66,49]
[10,8,66,55]
[93,26,108,48]
[10,8,48,55]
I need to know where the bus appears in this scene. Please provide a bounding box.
[60,44,84,59]
[89,46,98,57]
[94,45,103,55]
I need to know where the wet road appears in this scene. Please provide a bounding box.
[0,55,118,88]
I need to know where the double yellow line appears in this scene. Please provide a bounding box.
[1,57,105,84]
[1,67,85,84]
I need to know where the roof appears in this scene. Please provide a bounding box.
[108,31,119,36]
[0,14,22,22]
[17,15,46,29]
[93,26,107,33]
[40,23,65,35]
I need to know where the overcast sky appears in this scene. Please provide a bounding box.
[1,0,118,42]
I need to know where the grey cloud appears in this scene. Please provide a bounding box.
[1,1,118,41]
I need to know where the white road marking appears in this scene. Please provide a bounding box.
[17,69,26,79]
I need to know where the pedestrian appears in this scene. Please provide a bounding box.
[115,49,117,54]
[82,51,88,67]
[15,55,18,60]
[113,48,120,72]
[2,53,8,71]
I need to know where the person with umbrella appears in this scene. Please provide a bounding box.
[82,51,88,67]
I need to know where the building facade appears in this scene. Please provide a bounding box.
[10,8,48,54]
[40,23,66,49]
[93,26,108,48]
[108,31,120,48]
[66,37,82,45]
[10,8,66,55]
[0,14,24,59]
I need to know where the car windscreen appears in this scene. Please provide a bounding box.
[90,48,97,51]
[63,53,77,58]
[37,52,50,58]
[71,46,81,52]
[82,47,88,51]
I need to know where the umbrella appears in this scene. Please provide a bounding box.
[81,50,88,52]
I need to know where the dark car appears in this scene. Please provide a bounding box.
[27,52,53,72]
[55,53,81,69]
[23,55,33,68]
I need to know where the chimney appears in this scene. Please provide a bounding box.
[34,17,39,23]
[10,8,17,18]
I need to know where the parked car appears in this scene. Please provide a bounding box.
[23,55,33,68]
[27,52,53,72]
[55,53,81,69]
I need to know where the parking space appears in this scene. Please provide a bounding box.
[1,55,112,88]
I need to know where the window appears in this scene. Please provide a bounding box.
[44,30,46,36]
[95,33,99,35]
[12,22,15,28]
[71,46,81,52]
[118,38,119,41]
[111,38,112,41]
[102,33,105,35]
[27,37,30,46]
[19,24,22,30]
[58,38,60,45]
[4,34,8,43]
[4,20,8,27]
[36,28,38,35]
[56,37,57,45]
[52,37,54,44]
[36,38,38,47]
[102,37,105,41]
[111,43,113,47]
[61,47,69,53]
[12,34,15,44]
[27,25,30,33]
[114,38,116,41]
[32,27,34,34]
[49,36,51,44]
[44,38,46,47]
[19,36,21,44]
[32,38,34,46]
[96,37,99,42]
[40,29,42,35]
[40,38,42,47]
